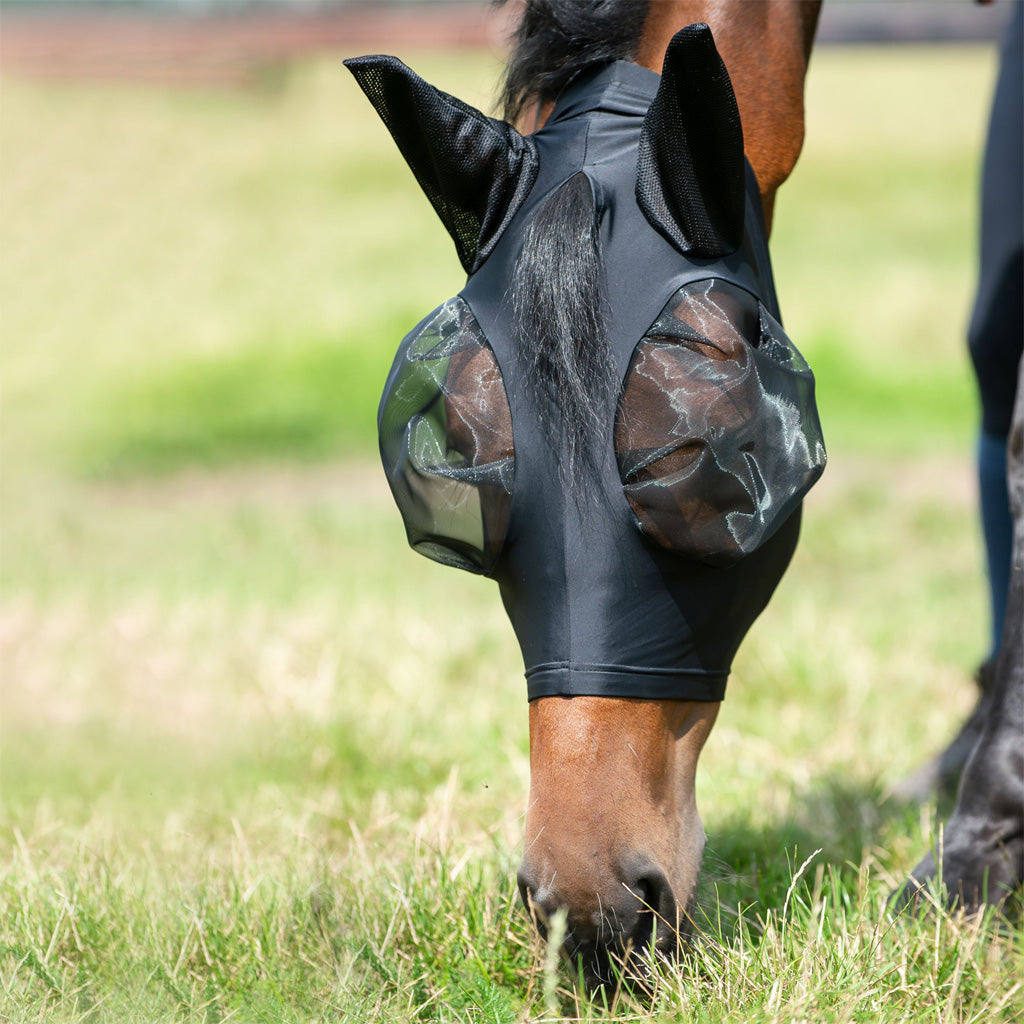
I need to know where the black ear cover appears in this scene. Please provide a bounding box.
[635,23,746,257]
[345,55,539,274]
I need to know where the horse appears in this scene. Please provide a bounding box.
[894,361,1023,913]
[893,4,1023,916]
[348,0,1024,982]
[347,0,825,985]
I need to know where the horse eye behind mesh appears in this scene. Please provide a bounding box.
[615,279,826,565]
[379,297,515,575]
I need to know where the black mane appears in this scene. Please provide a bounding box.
[510,172,614,500]
[496,0,649,504]
[495,0,650,123]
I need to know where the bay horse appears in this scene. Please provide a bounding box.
[347,0,825,984]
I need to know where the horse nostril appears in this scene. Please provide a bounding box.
[517,857,682,968]
[516,865,549,940]
[623,866,677,950]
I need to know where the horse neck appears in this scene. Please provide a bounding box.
[637,1,821,231]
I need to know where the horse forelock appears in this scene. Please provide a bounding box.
[510,171,616,505]
[495,0,651,124]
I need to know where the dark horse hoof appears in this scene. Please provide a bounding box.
[888,660,1023,915]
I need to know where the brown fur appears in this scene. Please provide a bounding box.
[523,2,822,232]
[519,699,718,979]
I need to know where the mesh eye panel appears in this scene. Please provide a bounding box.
[615,279,825,566]
[379,298,514,574]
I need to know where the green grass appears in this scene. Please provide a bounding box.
[2,44,1022,1023]
[82,327,391,476]
[0,47,987,479]
[0,55,492,478]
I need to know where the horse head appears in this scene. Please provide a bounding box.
[347,22,825,985]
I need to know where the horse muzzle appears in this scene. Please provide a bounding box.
[517,855,688,985]
[518,696,717,986]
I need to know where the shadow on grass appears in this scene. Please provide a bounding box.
[76,315,423,479]
[695,771,928,941]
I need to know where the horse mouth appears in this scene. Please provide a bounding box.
[559,904,693,993]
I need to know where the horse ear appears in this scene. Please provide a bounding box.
[635,23,745,257]
[345,55,539,274]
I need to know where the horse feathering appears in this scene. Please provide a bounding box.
[510,171,616,500]
[495,0,650,123]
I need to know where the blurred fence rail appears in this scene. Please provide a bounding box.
[0,1,1013,88]
[0,2,510,87]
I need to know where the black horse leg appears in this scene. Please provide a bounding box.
[894,366,1024,912]
[894,6,1022,806]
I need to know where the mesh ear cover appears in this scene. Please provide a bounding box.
[345,55,539,274]
[635,23,745,257]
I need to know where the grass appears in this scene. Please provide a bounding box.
[0,47,985,479]
[2,42,1022,1023]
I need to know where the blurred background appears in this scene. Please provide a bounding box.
[1,1,1019,1019]
[1,0,1012,574]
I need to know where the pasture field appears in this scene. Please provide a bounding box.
[2,43,1022,1023]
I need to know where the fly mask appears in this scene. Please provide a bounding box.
[346,25,826,703]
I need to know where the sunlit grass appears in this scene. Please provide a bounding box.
[2,43,1021,1023]
[773,47,991,457]
[0,48,990,479]
[4,447,1019,1020]
[1,53,497,478]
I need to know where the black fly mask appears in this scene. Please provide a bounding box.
[347,25,825,702]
